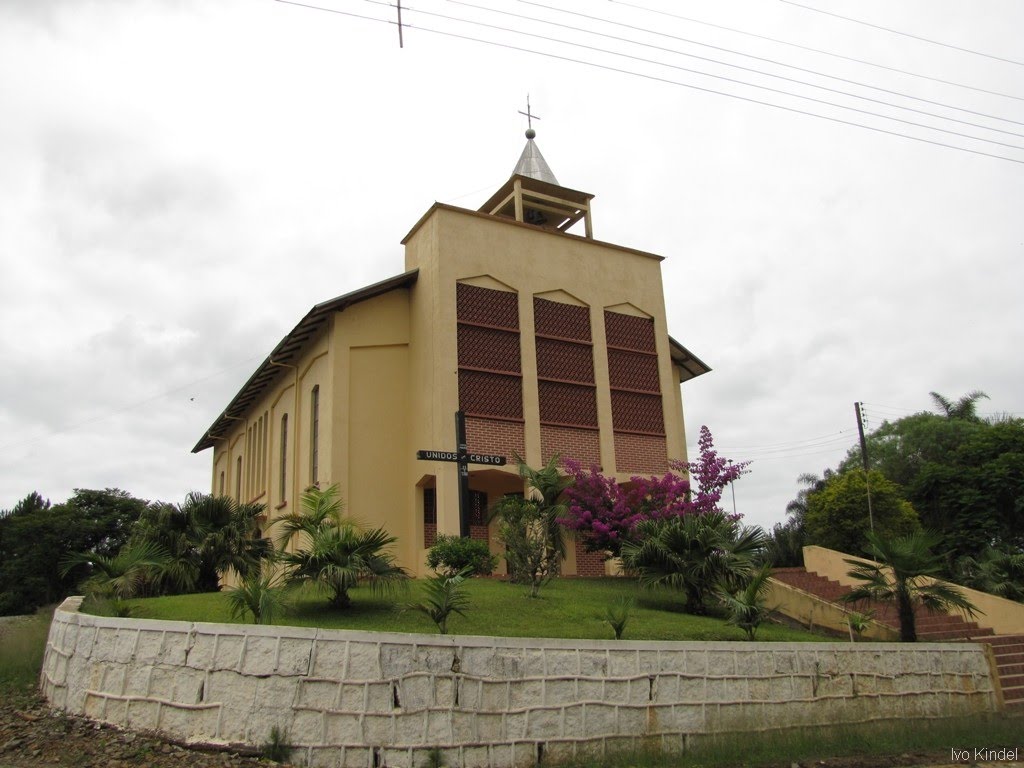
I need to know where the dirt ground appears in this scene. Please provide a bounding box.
[4,690,1019,768]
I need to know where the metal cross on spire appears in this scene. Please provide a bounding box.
[518,95,541,138]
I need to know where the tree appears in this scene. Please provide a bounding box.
[60,541,170,601]
[955,547,1024,602]
[276,485,408,608]
[0,489,149,615]
[225,565,291,625]
[619,511,766,614]
[929,390,989,421]
[493,495,559,598]
[836,399,1024,562]
[515,453,572,568]
[131,493,268,594]
[561,426,749,556]
[804,470,921,556]
[406,567,473,634]
[716,563,774,640]
[841,530,978,642]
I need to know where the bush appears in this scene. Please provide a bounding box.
[426,535,496,577]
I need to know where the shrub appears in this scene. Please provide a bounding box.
[426,535,497,577]
[406,567,473,634]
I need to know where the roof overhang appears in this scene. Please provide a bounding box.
[669,336,711,382]
[192,269,419,453]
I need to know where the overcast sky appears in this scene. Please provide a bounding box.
[1,0,1022,530]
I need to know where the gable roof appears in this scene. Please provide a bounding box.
[191,269,419,453]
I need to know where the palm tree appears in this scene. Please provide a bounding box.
[620,512,766,614]
[716,563,774,640]
[130,494,268,594]
[929,390,989,421]
[225,564,291,625]
[841,530,979,642]
[406,567,473,634]
[515,453,571,567]
[276,485,408,608]
[60,541,171,600]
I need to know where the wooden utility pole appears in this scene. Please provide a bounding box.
[854,402,874,532]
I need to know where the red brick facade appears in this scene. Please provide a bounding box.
[465,417,525,462]
[540,424,601,468]
[614,431,669,474]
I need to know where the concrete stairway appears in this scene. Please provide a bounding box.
[985,635,1024,710]
[771,566,993,641]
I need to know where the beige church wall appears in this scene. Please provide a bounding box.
[326,290,414,567]
[348,344,413,570]
[42,598,999,768]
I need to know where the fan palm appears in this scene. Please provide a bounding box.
[716,562,774,640]
[406,567,473,634]
[277,485,408,608]
[60,540,171,600]
[841,530,979,642]
[225,564,291,625]
[621,512,765,614]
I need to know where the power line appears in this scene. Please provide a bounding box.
[278,0,1024,164]
[512,0,1024,136]
[779,0,1024,68]
[610,0,1024,103]
[374,1,1024,160]
[0,354,265,455]
[719,429,850,451]
[430,1,1024,153]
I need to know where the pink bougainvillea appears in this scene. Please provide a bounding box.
[560,426,750,556]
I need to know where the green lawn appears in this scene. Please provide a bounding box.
[120,577,830,642]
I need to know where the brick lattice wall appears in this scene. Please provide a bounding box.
[614,432,669,474]
[541,425,601,468]
[466,417,525,462]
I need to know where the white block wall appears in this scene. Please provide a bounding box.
[41,597,998,768]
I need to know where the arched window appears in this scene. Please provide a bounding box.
[219,470,225,496]
[235,456,243,500]
[280,414,289,504]
[310,385,320,485]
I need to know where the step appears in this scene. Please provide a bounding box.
[992,652,1024,666]
[984,635,1024,647]
[997,662,1024,676]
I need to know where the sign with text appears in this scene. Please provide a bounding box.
[416,450,506,466]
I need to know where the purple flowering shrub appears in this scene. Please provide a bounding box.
[560,426,749,556]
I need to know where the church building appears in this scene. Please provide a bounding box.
[192,129,709,576]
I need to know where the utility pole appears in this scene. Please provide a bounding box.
[854,402,874,532]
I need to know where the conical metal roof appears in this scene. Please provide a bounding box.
[513,137,559,185]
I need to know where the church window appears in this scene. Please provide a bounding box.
[280,414,288,504]
[219,471,225,496]
[235,456,242,500]
[310,385,320,485]
[423,488,437,548]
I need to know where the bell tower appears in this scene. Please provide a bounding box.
[478,116,594,238]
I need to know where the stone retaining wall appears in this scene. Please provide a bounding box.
[41,597,998,768]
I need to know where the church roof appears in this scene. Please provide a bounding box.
[192,269,419,453]
[512,138,559,185]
